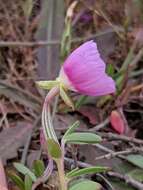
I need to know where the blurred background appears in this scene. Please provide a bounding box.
[0,0,143,190]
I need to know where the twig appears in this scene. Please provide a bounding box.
[107,171,143,190]
[95,143,143,167]
[55,118,109,133]
[94,144,126,161]
[96,174,114,190]
[21,116,41,164]
[89,118,109,131]
[81,0,124,39]
[65,157,92,168]
[0,29,122,47]
[131,83,143,92]
[0,80,41,111]
[0,102,9,128]
[130,47,143,67]
[0,40,55,47]
[95,9,123,39]
[95,147,143,161]
[99,132,143,145]
[0,159,8,190]
[95,144,115,154]
[130,69,143,78]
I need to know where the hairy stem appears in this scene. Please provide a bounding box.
[56,159,67,190]
[42,87,59,141]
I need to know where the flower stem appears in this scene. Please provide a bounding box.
[41,87,67,190]
[42,87,59,141]
[56,159,67,190]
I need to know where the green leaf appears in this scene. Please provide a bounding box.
[60,86,74,110]
[32,160,45,177]
[66,168,79,177]
[128,169,143,182]
[36,80,59,90]
[64,132,102,144]
[126,154,143,169]
[47,139,62,159]
[66,166,109,178]
[63,121,80,140]
[116,74,124,91]
[97,95,112,107]
[69,180,102,190]
[60,18,72,60]
[106,64,114,77]
[110,180,134,190]
[8,172,25,190]
[14,163,36,182]
[24,175,33,190]
[75,95,87,109]
[120,46,134,72]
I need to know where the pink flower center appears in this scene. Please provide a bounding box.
[58,68,77,91]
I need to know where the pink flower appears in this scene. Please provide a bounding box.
[59,40,115,96]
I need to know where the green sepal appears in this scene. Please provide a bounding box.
[60,86,74,110]
[47,139,62,159]
[36,80,59,90]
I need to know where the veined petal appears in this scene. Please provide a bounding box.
[74,73,115,96]
[60,40,115,96]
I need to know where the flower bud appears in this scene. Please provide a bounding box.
[110,110,125,134]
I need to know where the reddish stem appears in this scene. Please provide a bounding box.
[44,87,59,106]
[0,159,8,190]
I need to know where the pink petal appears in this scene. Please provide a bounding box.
[61,40,115,96]
[0,186,8,190]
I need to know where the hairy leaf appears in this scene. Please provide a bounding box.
[67,166,109,178]
[64,132,102,144]
[127,155,143,169]
[63,121,80,140]
[8,172,25,190]
[32,160,45,177]
[24,175,33,190]
[69,180,102,190]
[14,163,36,182]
